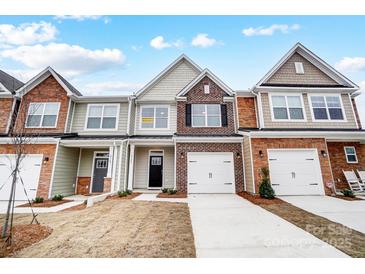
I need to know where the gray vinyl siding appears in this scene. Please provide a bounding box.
[133,147,174,189]
[65,101,75,133]
[71,102,129,135]
[116,141,128,191]
[129,101,136,135]
[134,103,177,135]
[138,60,199,101]
[243,136,254,193]
[78,148,95,177]
[51,146,80,197]
[261,92,357,129]
[112,146,120,192]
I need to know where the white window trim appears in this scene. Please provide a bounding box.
[25,102,61,128]
[308,94,347,122]
[84,103,120,131]
[191,104,222,128]
[268,93,307,122]
[139,105,170,130]
[344,146,358,164]
[294,62,304,74]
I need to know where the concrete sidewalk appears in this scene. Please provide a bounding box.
[188,194,347,258]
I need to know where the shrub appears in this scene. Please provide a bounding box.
[259,167,275,199]
[161,188,169,193]
[341,189,355,198]
[168,189,177,195]
[117,191,128,197]
[125,190,133,195]
[52,194,64,201]
[34,197,44,203]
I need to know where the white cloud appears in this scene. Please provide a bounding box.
[191,33,219,48]
[84,81,143,95]
[131,45,143,52]
[335,57,365,73]
[1,43,125,78]
[242,24,300,36]
[0,21,57,45]
[54,15,111,24]
[150,36,172,50]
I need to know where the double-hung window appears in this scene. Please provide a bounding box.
[344,146,358,163]
[192,104,221,127]
[86,104,119,130]
[271,95,305,120]
[26,102,60,128]
[310,95,345,121]
[140,106,169,129]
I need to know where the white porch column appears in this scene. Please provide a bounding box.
[127,144,135,191]
[107,146,114,177]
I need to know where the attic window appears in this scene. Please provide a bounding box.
[294,62,304,74]
[204,84,210,94]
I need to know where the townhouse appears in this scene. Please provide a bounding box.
[0,42,364,201]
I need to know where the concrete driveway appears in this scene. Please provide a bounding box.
[281,196,365,234]
[188,194,347,258]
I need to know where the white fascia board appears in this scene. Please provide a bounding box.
[0,137,59,144]
[0,83,12,95]
[71,95,130,103]
[60,139,124,147]
[134,54,202,98]
[128,138,174,145]
[174,136,243,143]
[254,86,358,93]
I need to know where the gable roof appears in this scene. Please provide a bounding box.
[16,66,82,97]
[254,42,359,91]
[0,69,24,95]
[134,54,202,98]
[177,68,234,97]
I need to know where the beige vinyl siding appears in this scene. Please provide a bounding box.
[133,147,174,189]
[78,149,95,177]
[135,103,177,135]
[71,102,129,135]
[51,146,80,196]
[266,52,338,86]
[112,146,120,192]
[117,141,129,191]
[129,101,136,135]
[243,136,254,193]
[261,92,357,129]
[138,60,199,101]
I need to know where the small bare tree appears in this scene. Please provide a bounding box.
[1,87,41,244]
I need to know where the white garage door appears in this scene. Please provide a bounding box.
[268,149,324,196]
[0,154,43,201]
[188,152,235,193]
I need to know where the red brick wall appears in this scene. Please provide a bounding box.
[177,76,235,135]
[327,142,365,190]
[0,98,13,134]
[76,177,91,195]
[352,98,362,129]
[175,143,244,193]
[237,97,257,128]
[14,75,69,134]
[250,138,333,195]
[0,144,57,198]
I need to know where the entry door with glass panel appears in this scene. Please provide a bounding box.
[148,152,163,188]
[92,152,109,192]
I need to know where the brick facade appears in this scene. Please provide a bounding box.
[14,75,70,134]
[177,76,235,135]
[175,143,244,193]
[250,138,333,195]
[0,98,13,134]
[327,142,365,190]
[237,97,257,128]
[103,177,112,192]
[76,177,91,195]
[0,144,56,198]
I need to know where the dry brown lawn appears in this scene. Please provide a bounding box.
[0,199,195,258]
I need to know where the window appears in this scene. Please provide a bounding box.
[310,95,345,121]
[140,106,169,129]
[204,84,210,94]
[294,62,304,74]
[344,146,358,163]
[271,95,305,120]
[86,104,119,130]
[96,159,108,168]
[26,102,60,128]
[192,104,221,127]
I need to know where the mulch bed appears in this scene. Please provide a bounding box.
[237,191,283,205]
[157,192,187,198]
[107,192,141,200]
[333,195,363,201]
[17,200,71,208]
[0,224,52,257]
[238,192,365,258]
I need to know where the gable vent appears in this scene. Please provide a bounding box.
[294,62,304,74]
[204,84,210,94]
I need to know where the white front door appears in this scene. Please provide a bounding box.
[268,149,324,195]
[0,154,43,201]
[188,152,235,193]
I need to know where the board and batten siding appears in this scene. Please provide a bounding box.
[51,146,80,196]
[133,147,174,189]
[243,136,254,193]
[134,103,177,135]
[261,93,358,129]
[138,60,199,101]
[71,102,129,135]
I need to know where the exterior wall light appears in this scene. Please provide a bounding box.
[259,150,264,158]
[321,150,327,157]
[236,152,241,159]
[43,156,49,164]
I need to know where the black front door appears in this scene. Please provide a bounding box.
[149,155,163,188]
[92,157,108,192]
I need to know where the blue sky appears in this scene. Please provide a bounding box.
[0,16,365,120]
